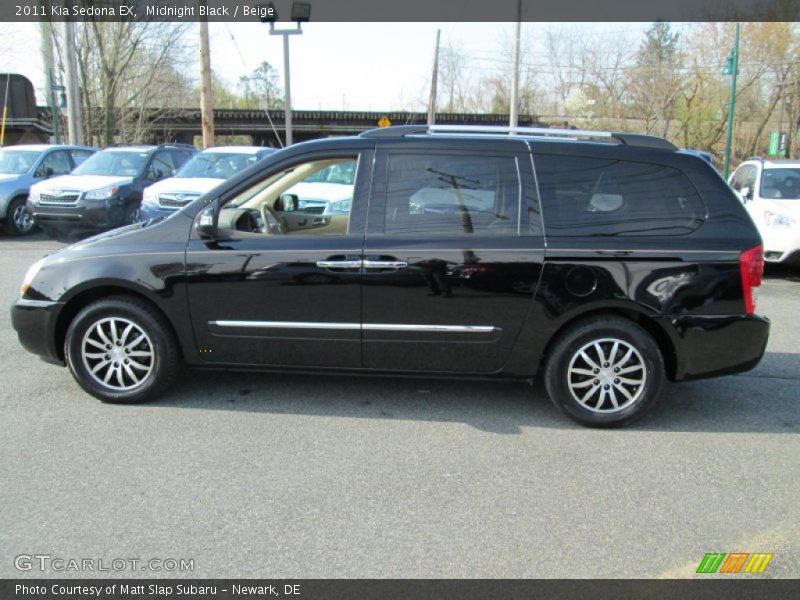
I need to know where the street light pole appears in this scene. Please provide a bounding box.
[281,30,293,146]
[509,0,521,128]
[723,22,740,179]
[260,3,310,146]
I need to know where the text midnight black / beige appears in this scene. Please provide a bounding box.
[147,4,276,18]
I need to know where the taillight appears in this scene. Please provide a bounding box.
[739,244,764,314]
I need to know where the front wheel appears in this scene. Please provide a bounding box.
[5,197,36,235]
[544,316,665,428]
[65,296,180,403]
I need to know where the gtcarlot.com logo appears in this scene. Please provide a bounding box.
[696,552,773,574]
[14,554,194,573]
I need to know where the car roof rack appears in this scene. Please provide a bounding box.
[361,124,677,151]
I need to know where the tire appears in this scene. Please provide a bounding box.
[65,296,180,403]
[543,316,665,428]
[123,203,140,225]
[4,197,36,235]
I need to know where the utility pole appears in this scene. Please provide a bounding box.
[509,0,522,128]
[427,29,441,126]
[40,17,60,144]
[63,20,83,145]
[722,22,740,179]
[198,13,215,148]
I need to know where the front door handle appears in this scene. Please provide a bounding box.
[316,259,362,269]
[362,259,408,269]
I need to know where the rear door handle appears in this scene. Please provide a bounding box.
[362,260,408,269]
[316,260,362,269]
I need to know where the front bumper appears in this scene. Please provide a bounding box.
[758,225,800,263]
[658,314,770,381]
[11,297,66,365]
[140,203,177,221]
[28,198,127,230]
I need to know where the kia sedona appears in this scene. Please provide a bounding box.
[27,143,196,236]
[12,125,769,427]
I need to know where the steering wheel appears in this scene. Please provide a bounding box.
[260,204,286,235]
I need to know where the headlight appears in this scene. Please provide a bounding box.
[327,199,351,214]
[142,187,158,204]
[21,258,44,296]
[28,189,40,203]
[84,185,119,201]
[764,210,795,229]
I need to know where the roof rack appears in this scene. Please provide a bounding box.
[361,124,677,151]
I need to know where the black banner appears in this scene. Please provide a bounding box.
[2,579,800,600]
[2,0,800,23]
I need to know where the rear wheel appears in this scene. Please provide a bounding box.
[4,197,36,235]
[65,296,180,403]
[544,316,665,428]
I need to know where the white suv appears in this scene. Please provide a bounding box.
[729,158,800,264]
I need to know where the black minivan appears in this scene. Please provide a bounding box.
[11,126,769,427]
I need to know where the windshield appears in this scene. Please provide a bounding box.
[761,168,800,200]
[0,149,41,175]
[177,152,260,179]
[72,150,149,177]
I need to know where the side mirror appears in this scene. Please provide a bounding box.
[740,186,753,201]
[279,193,298,212]
[195,202,217,239]
[44,167,55,178]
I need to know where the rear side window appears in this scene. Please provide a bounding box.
[535,155,705,236]
[384,153,520,236]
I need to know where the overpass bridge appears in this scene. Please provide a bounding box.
[136,108,546,146]
[30,107,545,147]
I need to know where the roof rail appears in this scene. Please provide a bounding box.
[360,124,677,150]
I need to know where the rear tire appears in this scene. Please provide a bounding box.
[544,316,665,428]
[65,296,180,403]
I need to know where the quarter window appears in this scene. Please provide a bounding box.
[535,155,705,236]
[384,154,520,236]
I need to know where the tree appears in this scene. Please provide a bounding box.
[627,21,685,137]
[239,62,283,110]
[51,13,193,145]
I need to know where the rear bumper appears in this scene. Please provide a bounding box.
[659,314,770,381]
[10,297,65,365]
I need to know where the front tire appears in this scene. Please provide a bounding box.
[65,296,180,403]
[5,197,36,235]
[544,316,665,428]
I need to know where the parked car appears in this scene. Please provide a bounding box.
[27,143,196,236]
[12,125,769,428]
[0,144,97,235]
[277,159,356,216]
[679,148,716,170]
[140,146,276,221]
[728,158,800,264]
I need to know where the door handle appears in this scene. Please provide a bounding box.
[362,259,408,269]
[316,260,362,269]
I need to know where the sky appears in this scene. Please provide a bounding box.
[0,21,652,112]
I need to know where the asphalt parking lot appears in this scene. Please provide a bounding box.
[0,231,798,579]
